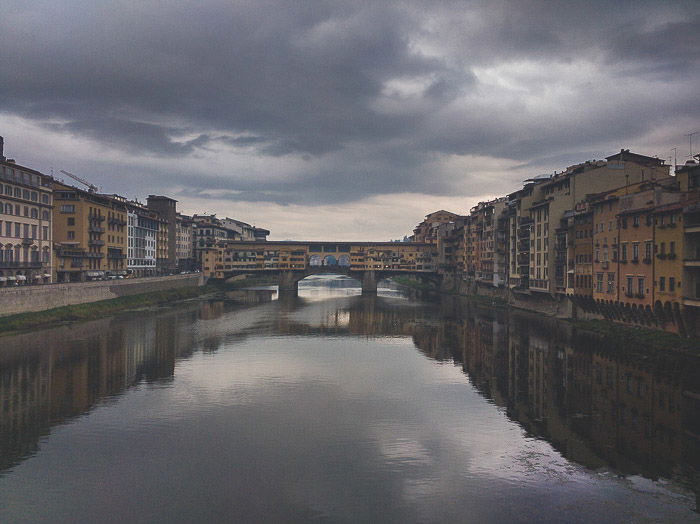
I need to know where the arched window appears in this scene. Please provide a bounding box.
[323,255,337,266]
[338,255,350,266]
[31,208,38,219]
[6,246,13,262]
[309,254,322,266]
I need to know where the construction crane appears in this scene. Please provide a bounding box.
[59,170,99,193]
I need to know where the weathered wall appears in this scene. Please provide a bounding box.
[0,274,204,317]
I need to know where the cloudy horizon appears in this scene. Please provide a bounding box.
[2,0,698,240]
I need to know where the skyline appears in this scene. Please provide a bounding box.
[1,1,699,240]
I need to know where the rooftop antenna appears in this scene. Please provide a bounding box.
[686,131,698,158]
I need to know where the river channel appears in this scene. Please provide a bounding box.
[1,275,699,523]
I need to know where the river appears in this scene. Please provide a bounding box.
[0,275,698,523]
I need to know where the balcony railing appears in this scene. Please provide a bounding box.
[89,225,105,233]
[0,261,42,269]
[89,239,105,246]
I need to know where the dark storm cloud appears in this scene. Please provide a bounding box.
[1,0,698,205]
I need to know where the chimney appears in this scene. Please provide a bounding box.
[0,136,4,161]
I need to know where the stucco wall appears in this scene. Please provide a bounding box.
[0,274,204,317]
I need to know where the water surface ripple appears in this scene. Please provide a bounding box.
[0,277,698,523]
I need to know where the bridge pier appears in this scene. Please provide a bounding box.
[360,271,377,295]
[278,271,300,297]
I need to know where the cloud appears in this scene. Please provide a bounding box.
[1,0,698,238]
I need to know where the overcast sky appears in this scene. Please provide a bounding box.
[1,1,698,240]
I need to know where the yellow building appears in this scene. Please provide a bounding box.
[653,202,684,311]
[202,241,437,279]
[52,181,127,282]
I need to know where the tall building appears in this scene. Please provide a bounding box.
[0,140,53,286]
[126,201,160,277]
[175,213,194,271]
[146,195,177,274]
[52,181,128,281]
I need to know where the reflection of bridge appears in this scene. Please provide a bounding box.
[201,241,440,294]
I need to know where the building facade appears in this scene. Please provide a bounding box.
[0,153,53,286]
[52,181,128,282]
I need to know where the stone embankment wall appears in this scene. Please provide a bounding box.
[438,274,698,337]
[0,274,204,317]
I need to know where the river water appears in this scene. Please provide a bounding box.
[0,276,699,523]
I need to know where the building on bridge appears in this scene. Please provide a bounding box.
[201,240,439,293]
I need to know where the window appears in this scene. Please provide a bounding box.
[42,194,49,204]
[67,231,75,240]
[659,277,665,291]
[621,243,628,260]
[633,215,640,227]
[67,217,75,226]
[30,208,38,219]
[607,272,615,294]
[43,226,48,240]
[60,204,75,213]
[632,243,639,261]
[670,241,675,255]
[645,242,652,260]
[596,273,604,292]
[669,277,675,292]
[627,276,633,293]
[638,277,644,296]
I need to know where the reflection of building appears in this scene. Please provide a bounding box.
[0,308,196,473]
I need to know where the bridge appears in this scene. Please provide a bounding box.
[201,241,440,294]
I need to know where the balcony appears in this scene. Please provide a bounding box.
[86,252,105,258]
[89,215,106,222]
[89,239,105,246]
[0,261,42,269]
[684,296,700,307]
[109,218,127,226]
[56,248,86,258]
[108,252,127,259]
[89,225,105,233]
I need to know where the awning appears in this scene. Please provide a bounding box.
[16,275,27,281]
[7,276,17,280]
[86,271,104,277]
[0,277,6,282]
[33,275,41,279]
[43,273,51,278]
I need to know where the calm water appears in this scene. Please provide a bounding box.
[0,276,699,523]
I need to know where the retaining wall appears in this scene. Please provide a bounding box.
[0,274,204,317]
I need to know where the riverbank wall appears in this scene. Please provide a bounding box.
[438,274,699,338]
[0,274,205,317]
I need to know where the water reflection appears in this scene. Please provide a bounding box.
[0,283,698,520]
[0,305,200,471]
